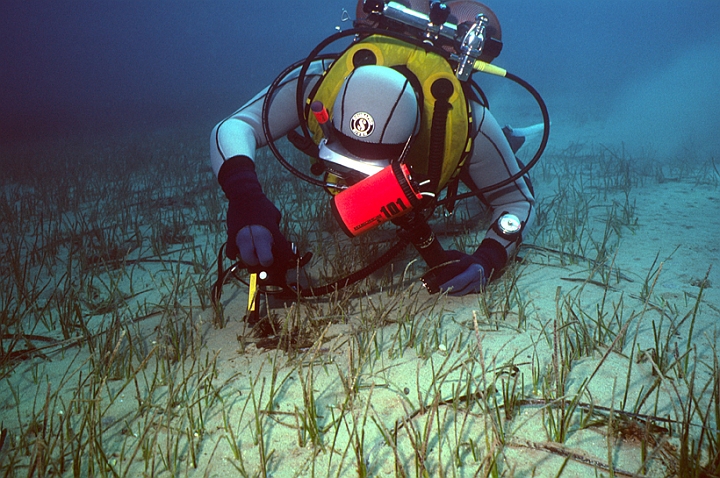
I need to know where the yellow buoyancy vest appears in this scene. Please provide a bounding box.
[306,35,473,193]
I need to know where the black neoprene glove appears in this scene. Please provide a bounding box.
[217,156,293,267]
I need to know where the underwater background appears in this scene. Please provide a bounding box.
[2,1,720,476]
[2,0,719,159]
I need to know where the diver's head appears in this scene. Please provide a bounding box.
[318,65,420,183]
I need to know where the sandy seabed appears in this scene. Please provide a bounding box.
[1,124,719,477]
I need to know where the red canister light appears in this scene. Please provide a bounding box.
[331,163,422,237]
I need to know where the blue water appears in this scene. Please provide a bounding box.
[1,5,719,474]
[2,0,719,157]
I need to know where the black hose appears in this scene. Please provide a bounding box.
[211,238,410,303]
[261,54,339,187]
[263,27,549,205]
[298,238,409,297]
[437,71,550,205]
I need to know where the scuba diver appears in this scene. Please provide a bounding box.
[210,0,548,298]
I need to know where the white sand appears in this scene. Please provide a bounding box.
[1,128,718,477]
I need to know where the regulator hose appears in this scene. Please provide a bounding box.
[261,26,549,201]
[437,71,550,205]
[211,238,410,304]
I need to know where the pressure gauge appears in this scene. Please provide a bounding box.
[494,213,522,240]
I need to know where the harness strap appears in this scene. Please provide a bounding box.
[426,78,454,194]
[287,129,319,159]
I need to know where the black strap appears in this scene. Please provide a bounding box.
[287,129,319,158]
[426,78,454,193]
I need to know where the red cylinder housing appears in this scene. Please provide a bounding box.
[331,163,422,237]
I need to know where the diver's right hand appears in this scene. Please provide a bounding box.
[235,225,278,268]
[219,155,289,262]
[236,224,299,290]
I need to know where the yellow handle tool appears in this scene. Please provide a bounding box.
[247,272,260,322]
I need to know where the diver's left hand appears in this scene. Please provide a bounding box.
[424,250,488,296]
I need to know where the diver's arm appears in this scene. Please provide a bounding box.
[209,59,330,261]
[209,59,331,177]
[465,103,535,278]
[422,104,535,294]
